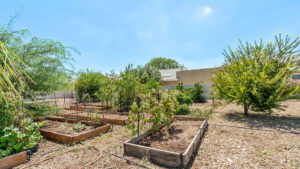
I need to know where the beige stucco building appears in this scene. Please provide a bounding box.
[159,67,219,98]
[160,67,218,86]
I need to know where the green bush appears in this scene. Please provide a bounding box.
[127,90,178,135]
[0,96,16,130]
[176,93,192,105]
[175,104,190,115]
[176,93,184,104]
[183,95,193,105]
[192,83,206,103]
[75,70,106,102]
[25,102,60,119]
[0,118,42,159]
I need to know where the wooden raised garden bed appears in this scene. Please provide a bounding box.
[39,116,111,144]
[59,112,128,125]
[65,105,105,111]
[124,117,208,168]
[0,151,27,169]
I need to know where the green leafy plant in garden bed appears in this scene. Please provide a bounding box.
[127,89,179,135]
[0,118,42,159]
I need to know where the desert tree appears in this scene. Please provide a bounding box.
[212,34,300,115]
[146,57,184,70]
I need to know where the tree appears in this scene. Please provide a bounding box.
[135,64,161,83]
[95,72,117,109]
[75,70,106,102]
[127,89,178,136]
[116,64,141,111]
[192,82,206,103]
[0,26,78,95]
[213,34,300,115]
[146,57,184,70]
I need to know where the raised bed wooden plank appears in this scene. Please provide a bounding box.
[124,118,208,168]
[73,124,110,142]
[181,119,208,167]
[39,117,111,144]
[59,113,128,125]
[0,151,27,169]
[39,129,73,143]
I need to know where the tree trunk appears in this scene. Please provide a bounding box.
[244,104,249,116]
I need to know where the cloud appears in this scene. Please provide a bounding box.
[195,6,213,18]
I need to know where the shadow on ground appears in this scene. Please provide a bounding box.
[223,111,300,132]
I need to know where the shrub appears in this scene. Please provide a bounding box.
[25,102,60,119]
[127,89,178,135]
[192,82,206,103]
[176,93,184,104]
[75,70,106,102]
[212,34,299,115]
[0,118,42,159]
[183,95,193,105]
[175,104,190,115]
[117,65,141,111]
[176,82,184,91]
[0,96,17,130]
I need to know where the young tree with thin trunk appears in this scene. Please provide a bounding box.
[212,34,299,115]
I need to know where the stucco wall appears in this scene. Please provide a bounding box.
[176,67,218,85]
[161,81,179,86]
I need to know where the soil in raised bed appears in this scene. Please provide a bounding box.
[138,120,202,153]
[41,120,96,135]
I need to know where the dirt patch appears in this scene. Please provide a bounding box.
[41,120,95,135]
[138,121,202,153]
[17,100,300,169]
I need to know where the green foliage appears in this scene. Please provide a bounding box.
[24,102,60,119]
[117,65,142,111]
[190,109,215,119]
[176,93,192,105]
[0,118,42,159]
[191,82,206,103]
[183,95,193,105]
[0,95,21,130]
[146,57,184,70]
[0,42,28,98]
[135,64,161,83]
[127,90,178,135]
[176,82,184,91]
[75,70,106,102]
[213,34,300,115]
[0,26,78,94]
[175,104,190,115]
[95,72,117,108]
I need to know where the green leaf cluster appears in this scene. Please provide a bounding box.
[75,70,106,102]
[0,118,42,159]
[127,89,178,135]
[213,34,300,115]
[146,57,184,70]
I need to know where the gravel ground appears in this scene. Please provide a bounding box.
[16,100,299,169]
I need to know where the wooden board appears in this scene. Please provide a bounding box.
[39,117,111,144]
[0,151,27,169]
[124,118,208,168]
[60,114,128,125]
